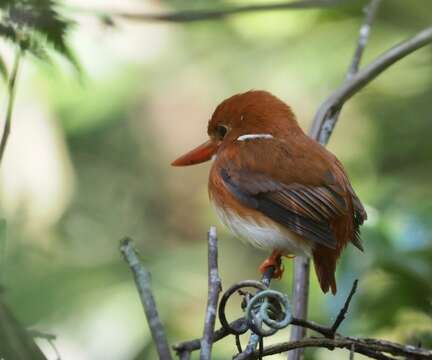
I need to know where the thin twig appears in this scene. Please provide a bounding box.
[200,227,222,360]
[120,238,173,360]
[73,0,345,24]
[330,280,358,334]
[310,25,432,141]
[290,317,334,337]
[289,3,381,359]
[290,280,358,338]
[0,49,21,167]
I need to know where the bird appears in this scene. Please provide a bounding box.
[171,90,367,294]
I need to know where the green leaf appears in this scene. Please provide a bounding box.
[0,0,79,69]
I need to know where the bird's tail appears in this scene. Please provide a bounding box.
[312,246,337,295]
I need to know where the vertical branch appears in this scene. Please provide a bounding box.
[0,49,21,167]
[120,238,173,360]
[289,1,381,359]
[287,256,310,360]
[200,226,222,360]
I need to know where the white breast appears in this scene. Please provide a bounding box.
[213,204,311,257]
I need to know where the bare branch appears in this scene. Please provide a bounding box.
[247,336,432,360]
[289,280,358,338]
[330,280,358,334]
[120,238,173,360]
[200,227,222,360]
[310,25,432,141]
[104,0,344,23]
[0,49,21,167]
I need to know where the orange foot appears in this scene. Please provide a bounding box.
[259,250,285,279]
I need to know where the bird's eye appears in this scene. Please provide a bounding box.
[215,125,228,139]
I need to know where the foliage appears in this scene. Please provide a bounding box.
[0,0,76,67]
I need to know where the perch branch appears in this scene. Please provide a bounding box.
[173,279,431,359]
[0,49,21,167]
[310,25,432,141]
[288,256,310,360]
[85,0,344,24]
[289,3,381,359]
[200,226,222,360]
[120,238,173,360]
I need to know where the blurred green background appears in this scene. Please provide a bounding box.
[0,0,431,359]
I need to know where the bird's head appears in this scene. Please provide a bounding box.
[171,90,301,166]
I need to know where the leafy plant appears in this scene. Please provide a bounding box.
[0,0,76,64]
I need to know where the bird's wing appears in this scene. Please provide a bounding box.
[220,168,348,249]
[217,138,351,249]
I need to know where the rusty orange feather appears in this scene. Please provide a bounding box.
[172,90,367,294]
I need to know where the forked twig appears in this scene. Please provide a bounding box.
[310,25,432,140]
[315,0,382,146]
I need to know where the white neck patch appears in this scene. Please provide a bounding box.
[237,133,273,141]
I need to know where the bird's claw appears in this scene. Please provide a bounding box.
[259,252,284,279]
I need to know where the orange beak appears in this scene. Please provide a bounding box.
[171,139,219,166]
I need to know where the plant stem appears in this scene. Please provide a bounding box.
[0,49,21,167]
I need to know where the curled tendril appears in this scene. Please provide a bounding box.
[218,280,266,335]
[245,290,292,337]
[218,279,292,338]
